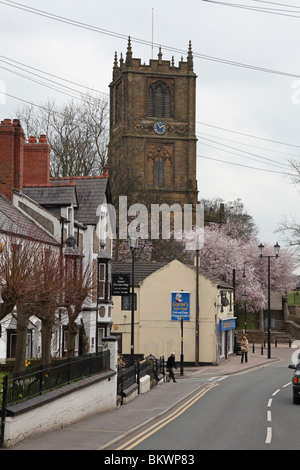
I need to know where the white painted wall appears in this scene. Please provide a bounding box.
[3,339,118,447]
[4,372,117,447]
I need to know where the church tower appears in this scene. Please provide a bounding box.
[108,38,198,211]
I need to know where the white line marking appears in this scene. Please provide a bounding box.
[216,376,228,382]
[283,382,291,388]
[267,410,272,422]
[272,389,280,396]
[267,398,272,407]
[265,427,272,444]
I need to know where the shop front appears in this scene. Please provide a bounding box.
[219,317,236,360]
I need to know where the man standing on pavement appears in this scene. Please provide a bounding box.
[166,352,177,382]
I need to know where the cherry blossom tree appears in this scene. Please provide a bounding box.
[182,223,297,315]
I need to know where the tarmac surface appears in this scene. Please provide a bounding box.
[9,345,297,451]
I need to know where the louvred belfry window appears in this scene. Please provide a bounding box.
[147,81,171,118]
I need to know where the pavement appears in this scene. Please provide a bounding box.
[9,345,296,451]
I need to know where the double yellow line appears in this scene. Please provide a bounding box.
[117,383,218,450]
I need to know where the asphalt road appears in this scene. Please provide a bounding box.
[117,357,297,450]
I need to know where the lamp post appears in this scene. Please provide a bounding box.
[195,236,200,367]
[128,235,139,365]
[258,242,280,359]
[232,266,246,308]
[242,290,248,334]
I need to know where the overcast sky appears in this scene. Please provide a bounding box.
[1,0,300,257]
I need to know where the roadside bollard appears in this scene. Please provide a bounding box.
[252,343,255,353]
[289,339,291,348]
[261,344,264,355]
[275,338,277,347]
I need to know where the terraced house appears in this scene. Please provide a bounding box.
[0,118,114,366]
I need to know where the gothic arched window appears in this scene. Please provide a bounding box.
[154,158,164,187]
[147,81,171,118]
[148,146,172,188]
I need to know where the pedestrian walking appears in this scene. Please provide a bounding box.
[241,335,249,363]
[166,352,177,382]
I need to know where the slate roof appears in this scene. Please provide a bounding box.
[23,184,78,208]
[112,261,233,289]
[112,262,166,285]
[0,194,59,245]
[69,178,110,225]
[25,176,111,226]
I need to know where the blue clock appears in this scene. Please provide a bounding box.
[154,121,166,135]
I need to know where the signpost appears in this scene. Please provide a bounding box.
[112,274,130,296]
[171,292,190,321]
[171,292,190,376]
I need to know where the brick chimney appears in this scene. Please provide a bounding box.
[0,119,25,201]
[23,134,50,186]
[0,118,51,201]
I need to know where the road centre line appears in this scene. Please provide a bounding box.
[116,383,218,451]
[216,376,228,382]
[265,427,272,444]
[265,382,291,445]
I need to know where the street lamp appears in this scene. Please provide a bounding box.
[128,235,139,365]
[258,242,280,359]
[232,265,246,308]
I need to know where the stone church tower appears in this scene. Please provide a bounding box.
[108,37,198,212]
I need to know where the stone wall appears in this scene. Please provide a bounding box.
[236,330,265,344]
[288,306,300,316]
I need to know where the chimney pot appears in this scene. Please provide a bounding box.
[39,134,47,143]
[1,119,12,126]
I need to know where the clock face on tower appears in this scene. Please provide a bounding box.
[154,121,166,135]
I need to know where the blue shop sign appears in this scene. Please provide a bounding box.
[171,292,190,321]
[219,318,236,332]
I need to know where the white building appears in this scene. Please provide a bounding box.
[0,118,113,363]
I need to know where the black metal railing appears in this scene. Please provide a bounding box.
[2,350,110,408]
[0,350,110,447]
[117,356,165,404]
[0,375,7,447]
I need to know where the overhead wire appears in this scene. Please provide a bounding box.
[2,0,300,81]
[202,0,300,18]
[0,0,300,176]
[197,135,291,169]
[196,130,300,158]
[0,63,85,102]
[196,121,300,149]
[0,55,109,101]
[197,154,297,176]
[252,0,300,9]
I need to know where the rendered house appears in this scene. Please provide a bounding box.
[111,259,235,365]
